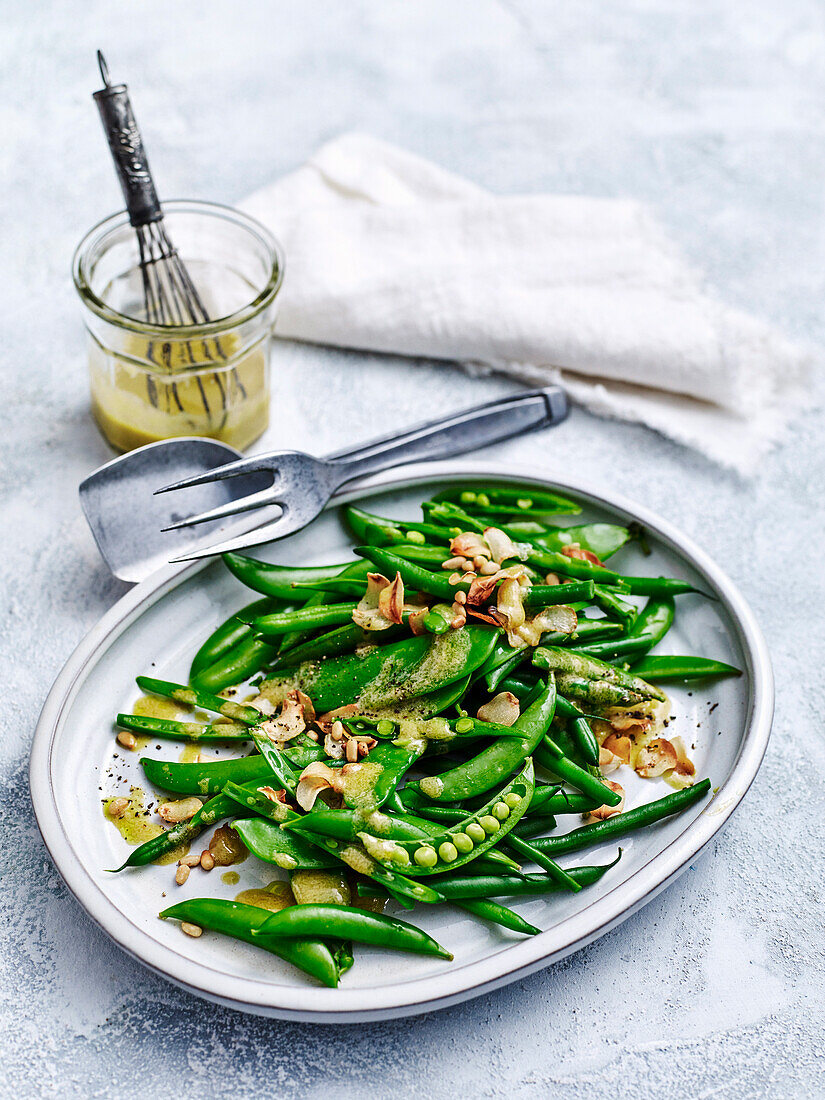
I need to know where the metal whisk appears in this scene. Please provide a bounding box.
[92,52,237,420]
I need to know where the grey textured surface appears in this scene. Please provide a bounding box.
[2,1,824,1096]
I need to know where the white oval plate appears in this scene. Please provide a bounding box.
[30,461,773,1022]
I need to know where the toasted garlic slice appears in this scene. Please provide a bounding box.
[476,691,521,727]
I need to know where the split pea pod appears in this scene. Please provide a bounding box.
[530,779,713,856]
[357,758,535,876]
[253,904,453,960]
[430,486,582,517]
[160,899,340,987]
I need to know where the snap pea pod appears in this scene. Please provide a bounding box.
[552,673,646,709]
[409,677,556,803]
[160,899,339,987]
[554,696,604,722]
[232,817,339,871]
[222,779,296,821]
[189,597,279,679]
[262,626,497,715]
[430,486,582,516]
[530,779,713,856]
[521,581,595,607]
[526,547,628,587]
[116,714,252,742]
[135,676,263,724]
[525,523,632,560]
[288,578,369,598]
[391,544,453,565]
[192,636,278,693]
[535,737,622,807]
[456,899,540,935]
[358,759,534,876]
[221,553,353,599]
[533,646,666,702]
[285,806,521,873]
[141,753,273,796]
[254,904,453,960]
[112,776,275,870]
[511,814,557,838]
[480,620,624,694]
[423,501,486,532]
[629,656,741,680]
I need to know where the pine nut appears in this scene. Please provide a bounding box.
[181,922,203,938]
[179,853,200,867]
[175,864,190,886]
[472,555,489,570]
[158,797,202,824]
[108,797,129,818]
[345,738,359,763]
[442,556,465,570]
[480,560,500,575]
[200,850,215,871]
[454,590,467,605]
[330,720,344,741]
[116,731,137,750]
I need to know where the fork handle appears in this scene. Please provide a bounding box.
[325,386,568,485]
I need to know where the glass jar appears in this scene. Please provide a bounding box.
[72,200,284,452]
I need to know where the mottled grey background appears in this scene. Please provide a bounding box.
[2,1,823,1097]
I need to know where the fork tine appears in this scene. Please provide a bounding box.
[168,512,292,562]
[153,455,278,495]
[160,487,281,531]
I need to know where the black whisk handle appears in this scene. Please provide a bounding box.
[93,52,162,228]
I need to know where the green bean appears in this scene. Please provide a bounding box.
[456,899,540,935]
[531,779,712,856]
[269,623,376,669]
[354,545,457,601]
[592,584,638,627]
[232,817,339,871]
[526,547,628,587]
[253,904,453,960]
[619,576,702,597]
[577,597,675,661]
[505,833,581,892]
[360,858,619,901]
[189,597,279,679]
[522,581,595,607]
[535,737,622,807]
[116,714,251,742]
[629,656,741,681]
[160,899,339,987]
[568,715,599,767]
[253,603,358,637]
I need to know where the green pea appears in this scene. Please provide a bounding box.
[466,822,486,843]
[406,531,426,545]
[476,493,490,507]
[452,832,473,854]
[492,801,510,821]
[460,492,477,504]
[414,846,438,868]
[479,815,501,835]
[454,717,474,734]
[376,719,395,737]
[504,792,522,809]
[438,842,458,863]
[517,498,532,510]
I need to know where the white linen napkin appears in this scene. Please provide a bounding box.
[241,133,813,472]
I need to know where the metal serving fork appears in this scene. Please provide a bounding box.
[155,385,568,561]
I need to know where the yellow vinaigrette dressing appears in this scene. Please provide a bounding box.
[73,201,283,453]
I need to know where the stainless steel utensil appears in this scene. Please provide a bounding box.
[155,386,568,560]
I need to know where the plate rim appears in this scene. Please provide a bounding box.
[29,459,774,1023]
